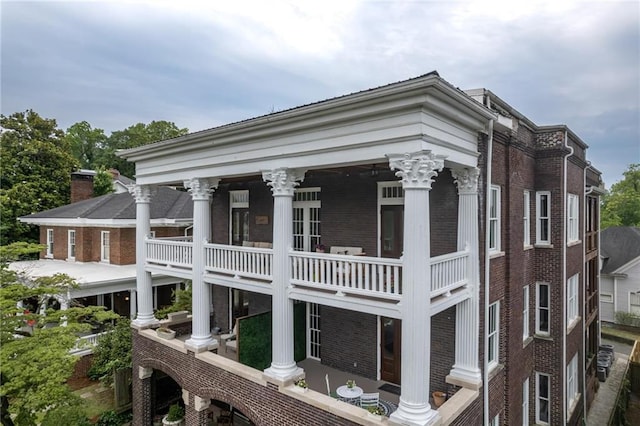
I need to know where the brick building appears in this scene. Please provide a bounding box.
[120,72,603,425]
[13,172,193,317]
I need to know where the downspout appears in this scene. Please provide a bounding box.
[562,130,573,425]
[582,162,590,422]
[483,94,494,426]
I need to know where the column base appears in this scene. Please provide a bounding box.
[263,363,303,384]
[185,336,219,353]
[131,316,159,329]
[447,369,482,391]
[389,398,441,426]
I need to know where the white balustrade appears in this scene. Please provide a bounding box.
[430,250,470,297]
[70,331,109,354]
[204,243,272,281]
[146,238,193,269]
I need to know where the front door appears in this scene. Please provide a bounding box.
[380,205,403,258]
[380,317,401,384]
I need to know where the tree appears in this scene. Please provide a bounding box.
[95,121,188,178]
[601,163,640,228]
[0,243,118,425]
[93,168,115,197]
[88,318,132,385]
[64,121,107,170]
[0,110,78,244]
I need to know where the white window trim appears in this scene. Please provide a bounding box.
[523,286,530,341]
[523,377,530,426]
[536,191,551,245]
[567,194,579,243]
[293,187,321,252]
[67,229,76,260]
[567,354,579,417]
[46,229,54,258]
[567,274,579,328]
[524,191,531,247]
[490,414,499,426]
[536,372,550,424]
[489,185,501,253]
[101,231,110,263]
[600,292,613,303]
[536,282,550,335]
[488,301,500,369]
[630,292,640,316]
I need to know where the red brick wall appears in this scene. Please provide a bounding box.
[71,173,94,203]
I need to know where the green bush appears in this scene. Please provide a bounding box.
[167,403,184,421]
[41,404,92,426]
[96,409,132,426]
[615,311,640,327]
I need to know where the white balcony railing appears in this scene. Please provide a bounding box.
[145,238,470,300]
[205,243,273,281]
[70,331,109,354]
[290,252,402,300]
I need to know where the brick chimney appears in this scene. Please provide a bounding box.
[70,171,95,203]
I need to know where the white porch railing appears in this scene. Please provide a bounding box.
[290,252,402,300]
[204,243,272,281]
[146,238,193,269]
[430,249,470,297]
[70,331,109,354]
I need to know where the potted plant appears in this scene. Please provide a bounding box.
[156,327,176,340]
[346,379,356,389]
[294,378,308,392]
[315,244,326,253]
[432,391,446,408]
[367,406,384,419]
[162,403,184,426]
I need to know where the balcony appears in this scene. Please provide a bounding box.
[146,237,471,314]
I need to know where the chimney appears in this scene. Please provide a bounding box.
[70,170,95,203]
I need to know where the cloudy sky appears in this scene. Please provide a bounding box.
[2,0,638,186]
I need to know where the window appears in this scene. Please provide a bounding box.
[523,286,530,340]
[293,188,321,251]
[489,185,501,252]
[600,293,613,303]
[536,283,550,335]
[524,191,531,246]
[46,229,54,258]
[567,194,579,243]
[68,230,76,260]
[631,292,640,316]
[536,191,551,245]
[230,190,249,246]
[567,354,578,416]
[488,301,500,368]
[101,231,110,262]
[536,373,550,424]
[567,274,579,326]
[522,377,530,426]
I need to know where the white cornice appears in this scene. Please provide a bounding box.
[19,218,193,228]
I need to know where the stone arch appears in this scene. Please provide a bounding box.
[139,357,187,390]
[197,386,265,426]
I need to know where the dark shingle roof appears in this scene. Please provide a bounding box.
[21,187,193,221]
[601,226,640,274]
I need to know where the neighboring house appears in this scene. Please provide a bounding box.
[600,226,640,323]
[119,72,603,426]
[11,171,193,318]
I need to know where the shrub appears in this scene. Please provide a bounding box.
[615,311,640,327]
[167,403,184,421]
[41,404,92,426]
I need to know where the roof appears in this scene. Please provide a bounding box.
[601,226,640,274]
[19,186,193,224]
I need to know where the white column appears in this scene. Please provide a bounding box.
[388,151,445,426]
[128,184,157,327]
[448,168,482,388]
[263,168,305,382]
[184,177,220,352]
[130,289,137,319]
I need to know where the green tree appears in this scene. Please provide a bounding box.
[96,121,188,178]
[64,121,107,170]
[601,163,640,228]
[88,318,132,385]
[0,110,78,244]
[0,243,118,425]
[93,167,115,197]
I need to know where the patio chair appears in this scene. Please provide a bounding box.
[221,321,238,353]
[325,374,339,399]
[359,392,380,410]
[221,321,237,341]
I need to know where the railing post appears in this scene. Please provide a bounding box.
[388,150,444,426]
[263,168,305,382]
[448,167,482,388]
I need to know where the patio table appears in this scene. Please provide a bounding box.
[336,385,363,404]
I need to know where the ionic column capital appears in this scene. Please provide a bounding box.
[387,151,446,189]
[262,168,306,196]
[183,178,220,201]
[451,167,480,195]
[128,184,157,203]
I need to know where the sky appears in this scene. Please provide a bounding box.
[1,0,638,186]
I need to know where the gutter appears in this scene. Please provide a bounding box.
[483,94,495,426]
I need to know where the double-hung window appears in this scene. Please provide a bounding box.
[567,194,579,243]
[567,274,579,326]
[536,373,550,424]
[524,191,531,247]
[536,283,550,335]
[567,354,578,416]
[488,301,500,369]
[523,286,530,340]
[536,191,551,245]
[523,377,530,426]
[46,229,54,258]
[101,231,110,262]
[68,230,76,260]
[489,185,501,252]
